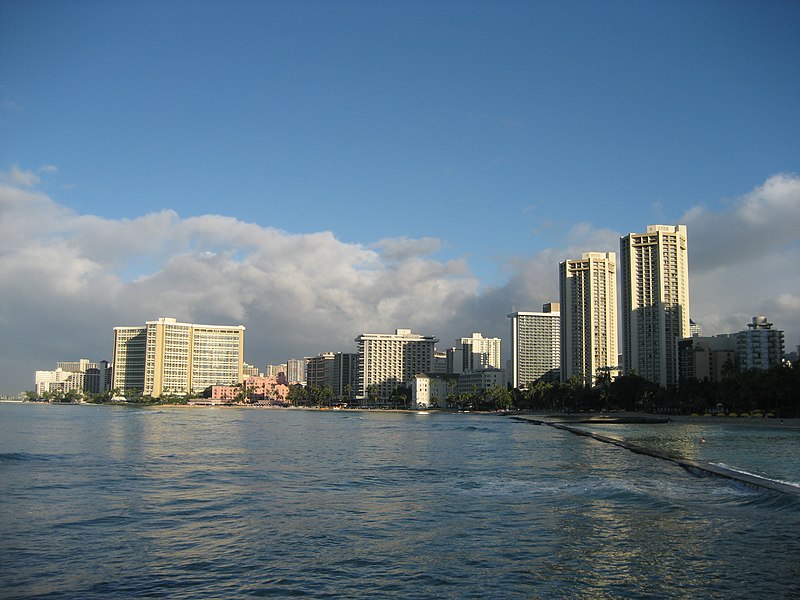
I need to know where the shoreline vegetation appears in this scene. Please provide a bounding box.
[17,361,800,419]
[7,399,800,431]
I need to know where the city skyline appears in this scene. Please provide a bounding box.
[1,2,799,394]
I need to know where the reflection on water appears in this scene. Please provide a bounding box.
[1,404,799,598]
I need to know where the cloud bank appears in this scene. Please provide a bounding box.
[1,170,798,394]
[680,173,800,340]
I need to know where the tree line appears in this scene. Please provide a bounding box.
[25,359,799,416]
[513,361,800,417]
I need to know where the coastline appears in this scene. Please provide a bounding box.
[9,401,800,430]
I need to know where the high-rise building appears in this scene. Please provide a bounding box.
[285,358,307,385]
[305,352,358,400]
[112,326,147,393]
[85,361,111,394]
[445,347,464,375]
[508,304,561,389]
[689,319,703,337]
[266,364,288,378]
[459,332,501,372]
[620,225,690,387]
[306,353,334,389]
[332,352,359,400]
[736,316,784,371]
[113,317,245,397]
[35,358,109,397]
[243,362,261,377]
[432,351,449,374]
[355,328,438,405]
[559,252,618,386]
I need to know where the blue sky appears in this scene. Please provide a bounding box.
[1,1,799,394]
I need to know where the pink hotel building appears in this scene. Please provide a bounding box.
[210,375,289,405]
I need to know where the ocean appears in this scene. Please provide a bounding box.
[1,403,798,599]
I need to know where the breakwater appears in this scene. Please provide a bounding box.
[512,415,800,496]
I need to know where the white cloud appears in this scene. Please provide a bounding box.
[682,173,800,272]
[681,173,800,342]
[373,236,442,262]
[0,164,40,187]
[1,171,798,394]
[0,182,479,393]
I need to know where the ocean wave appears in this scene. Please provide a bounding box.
[0,451,56,462]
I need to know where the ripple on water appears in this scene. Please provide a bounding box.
[1,406,799,599]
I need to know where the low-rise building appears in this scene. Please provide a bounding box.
[678,335,737,383]
[412,373,457,409]
[209,375,289,405]
[457,368,505,395]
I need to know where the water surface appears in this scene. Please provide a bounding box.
[1,403,798,598]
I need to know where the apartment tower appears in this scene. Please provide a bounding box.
[559,252,618,386]
[508,304,561,389]
[736,316,784,371]
[620,225,690,387]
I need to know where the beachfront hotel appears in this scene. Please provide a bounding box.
[620,225,690,387]
[113,317,245,397]
[508,304,561,389]
[355,328,438,405]
[559,252,619,386]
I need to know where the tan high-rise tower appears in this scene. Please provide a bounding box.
[620,225,690,387]
[560,252,618,386]
[113,317,245,397]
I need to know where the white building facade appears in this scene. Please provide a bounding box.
[285,359,308,385]
[736,316,784,371]
[411,374,456,409]
[355,328,438,405]
[459,332,501,372]
[35,359,110,397]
